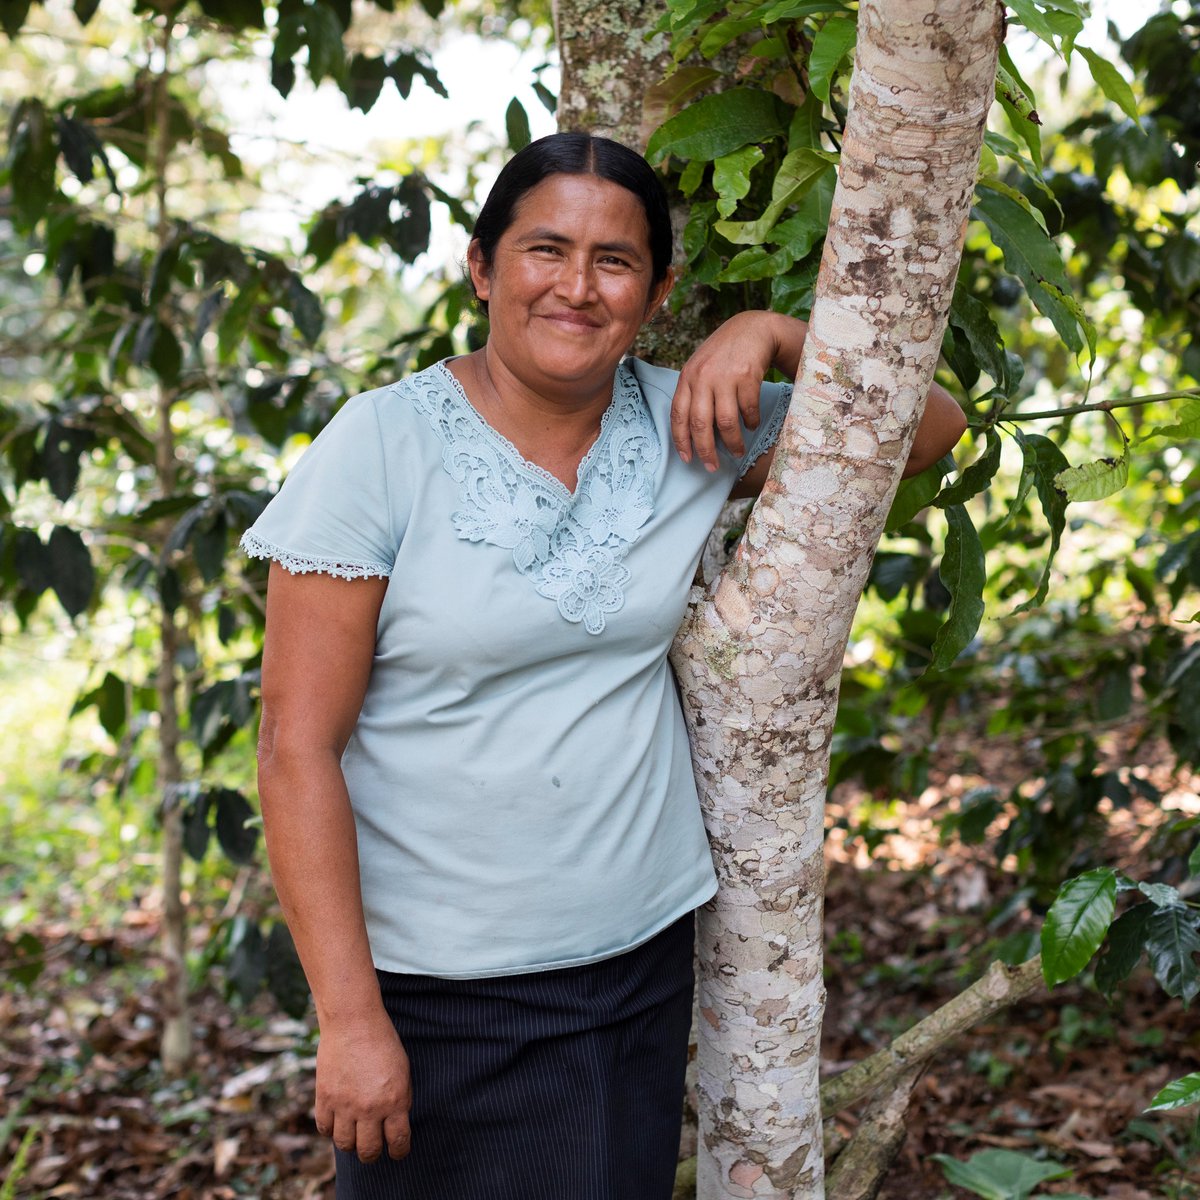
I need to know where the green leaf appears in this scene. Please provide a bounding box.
[1190,839,1200,877]
[646,88,788,165]
[935,429,1001,509]
[678,158,705,197]
[8,931,44,989]
[1094,902,1153,1000]
[73,671,127,739]
[1144,906,1200,1004]
[1054,456,1128,502]
[933,1148,1071,1200]
[345,53,387,112]
[1164,237,1200,297]
[807,15,856,104]
[885,458,949,533]
[718,244,795,283]
[995,48,1043,174]
[6,98,57,230]
[73,0,101,22]
[266,923,310,1018]
[225,916,265,1002]
[214,788,258,864]
[947,284,1012,394]
[640,67,721,139]
[1137,402,1200,444]
[1006,0,1063,54]
[1010,430,1068,611]
[1041,867,1118,986]
[973,187,1083,355]
[286,272,323,344]
[1076,45,1141,128]
[712,145,764,218]
[183,792,212,861]
[715,149,837,245]
[0,0,32,40]
[46,526,93,618]
[1138,881,1185,910]
[929,504,986,671]
[505,97,531,153]
[1147,1072,1200,1112]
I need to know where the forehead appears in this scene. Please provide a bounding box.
[507,174,651,248]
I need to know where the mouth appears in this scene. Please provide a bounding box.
[539,311,602,330]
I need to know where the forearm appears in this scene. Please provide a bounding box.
[258,750,382,1029]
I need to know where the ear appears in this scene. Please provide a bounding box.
[644,267,675,320]
[467,239,491,302]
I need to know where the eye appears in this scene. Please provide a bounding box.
[598,254,632,269]
[529,244,562,256]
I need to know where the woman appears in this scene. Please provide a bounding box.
[244,132,965,1198]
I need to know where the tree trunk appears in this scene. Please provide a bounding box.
[150,9,191,1077]
[668,2,1002,1195]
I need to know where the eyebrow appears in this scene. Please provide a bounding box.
[517,228,646,260]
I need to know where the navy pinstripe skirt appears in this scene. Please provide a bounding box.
[334,911,695,1200]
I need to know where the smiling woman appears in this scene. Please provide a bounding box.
[240,132,966,1199]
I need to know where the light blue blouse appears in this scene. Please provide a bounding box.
[243,358,791,978]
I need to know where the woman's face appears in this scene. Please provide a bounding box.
[468,173,674,400]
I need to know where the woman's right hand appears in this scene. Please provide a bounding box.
[315,1008,413,1162]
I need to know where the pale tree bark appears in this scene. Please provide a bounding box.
[667,3,1003,1196]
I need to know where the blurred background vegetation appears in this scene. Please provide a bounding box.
[0,0,1197,1195]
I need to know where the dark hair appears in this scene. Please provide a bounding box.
[470,132,673,313]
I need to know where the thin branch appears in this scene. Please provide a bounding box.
[820,955,1045,1116]
[996,387,1200,423]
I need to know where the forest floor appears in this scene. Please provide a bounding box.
[2,749,1199,1199]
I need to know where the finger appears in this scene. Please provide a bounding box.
[355,1118,385,1165]
[670,379,694,463]
[331,1113,358,1157]
[314,1097,333,1140]
[713,386,746,458]
[384,1111,412,1160]
[739,381,761,432]
[688,387,719,472]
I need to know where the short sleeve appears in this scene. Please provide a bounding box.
[738,380,793,479]
[241,390,397,579]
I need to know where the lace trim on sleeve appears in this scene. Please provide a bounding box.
[240,531,392,580]
[737,383,793,479]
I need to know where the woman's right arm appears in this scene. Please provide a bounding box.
[257,563,410,1164]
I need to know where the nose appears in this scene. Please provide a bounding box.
[555,256,595,306]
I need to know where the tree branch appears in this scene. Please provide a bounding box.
[820,955,1045,1116]
[996,387,1200,423]
[824,1066,922,1200]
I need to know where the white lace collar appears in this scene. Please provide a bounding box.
[403,360,660,635]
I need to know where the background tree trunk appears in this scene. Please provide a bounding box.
[668,2,1003,1196]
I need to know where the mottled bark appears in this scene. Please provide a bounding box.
[823,1068,921,1200]
[668,3,1003,1196]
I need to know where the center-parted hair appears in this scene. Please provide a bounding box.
[470,133,673,313]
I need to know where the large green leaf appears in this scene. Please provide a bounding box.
[214,788,258,864]
[1076,45,1141,128]
[1054,455,1129,502]
[885,457,950,533]
[1144,906,1200,1005]
[1041,867,1118,986]
[0,0,33,36]
[947,284,1012,395]
[935,429,1002,509]
[807,15,856,104]
[1010,430,1069,611]
[973,187,1084,355]
[646,89,788,164]
[1005,0,1062,54]
[933,1148,1071,1200]
[929,504,986,671]
[1147,1072,1200,1112]
[1094,901,1153,1000]
[6,97,57,230]
[266,923,310,1018]
[46,526,94,618]
[505,97,531,153]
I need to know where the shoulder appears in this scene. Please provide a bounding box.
[623,357,680,413]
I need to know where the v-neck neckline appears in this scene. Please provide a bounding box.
[435,360,619,502]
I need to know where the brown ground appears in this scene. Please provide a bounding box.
[2,768,1198,1199]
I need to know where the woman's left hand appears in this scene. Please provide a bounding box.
[670,311,807,471]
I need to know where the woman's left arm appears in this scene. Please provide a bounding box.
[671,310,967,496]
